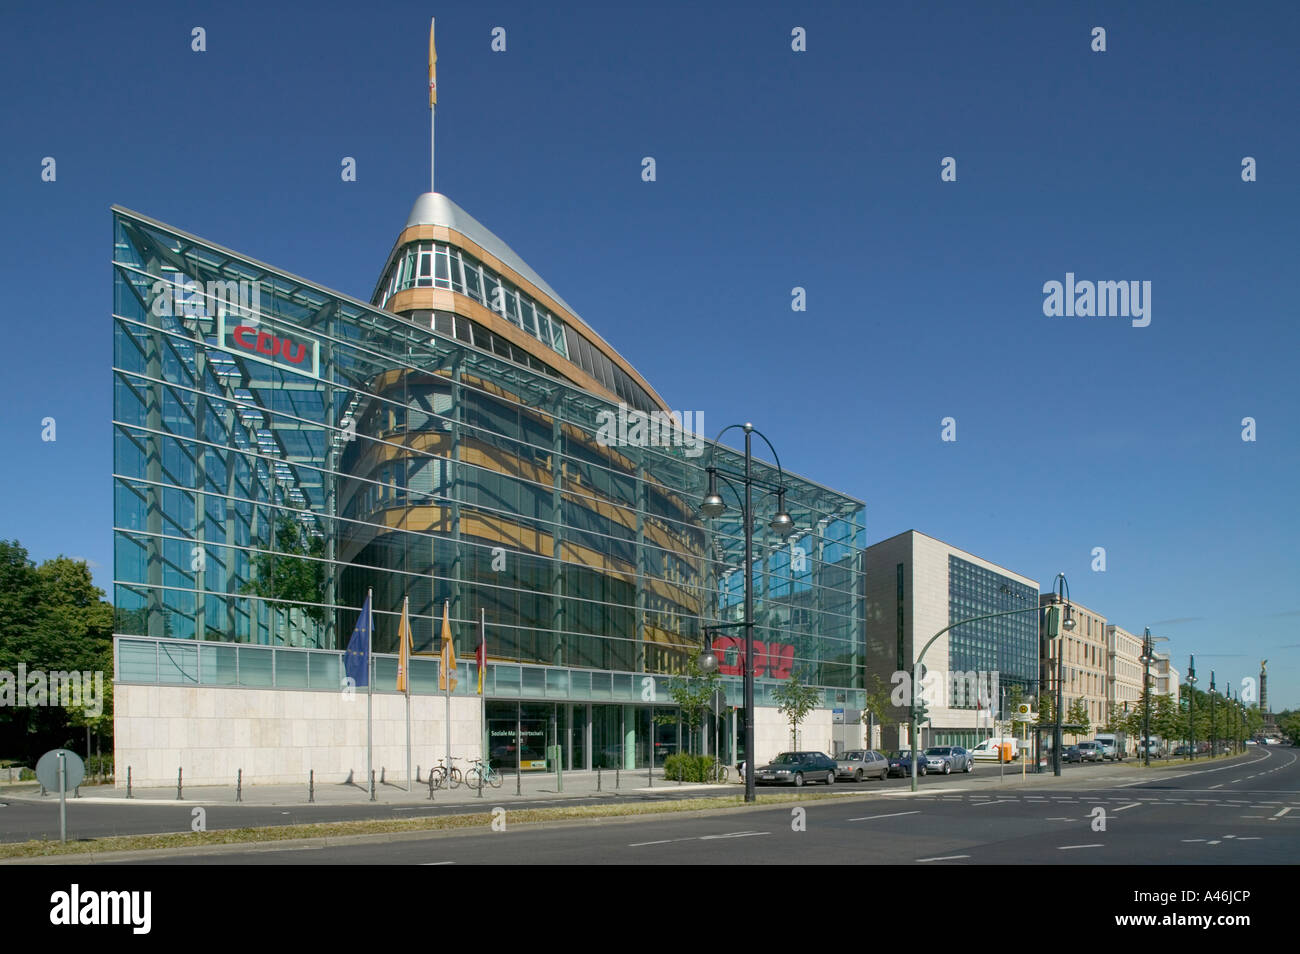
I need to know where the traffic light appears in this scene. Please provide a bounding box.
[1045,604,1061,638]
[913,702,929,725]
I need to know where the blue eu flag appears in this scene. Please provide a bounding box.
[345,593,372,688]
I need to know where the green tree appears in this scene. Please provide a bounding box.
[0,543,114,763]
[655,655,723,755]
[773,673,821,750]
[860,673,900,747]
[1066,698,1091,738]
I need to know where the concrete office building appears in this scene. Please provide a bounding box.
[864,531,1039,751]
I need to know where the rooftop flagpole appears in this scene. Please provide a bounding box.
[429,17,437,193]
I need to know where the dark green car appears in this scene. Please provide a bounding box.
[755,751,838,787]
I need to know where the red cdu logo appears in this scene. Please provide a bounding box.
[231,325,310,365]
[217,314,320,379]
[713,635,794,679]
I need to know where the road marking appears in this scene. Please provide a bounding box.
[1058,844,1103,850]
[1209,784,1224,789]
[1207,840,1222,845]
[1237,836,1261,840]
[916,854,970,863]
[1046,817,1075,821]
[1269,808,1292,821]
[699,831,769,840]
[420,861,455,865]
[1114,803,1141,812]
[969,800,1017,807]
[849,811,920,821]
[1242,816,1266,819]
[1182,839,1206,843]
[629,840,673,847]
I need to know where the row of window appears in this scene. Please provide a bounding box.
[378,242,569,357]
[380,242,659,415]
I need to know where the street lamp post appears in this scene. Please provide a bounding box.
[697,423,795,805]
[906,592,1060,793]
[1048,574,1075,777]
[1186,656,1197,761]
[1201,670,1211,764]
[1138,628,1168,767]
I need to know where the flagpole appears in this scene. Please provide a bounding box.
[366,588,374,801]
[444,599,452,784]
[404,596,412,792]
[436,17,441,194]
[480,608,487,763]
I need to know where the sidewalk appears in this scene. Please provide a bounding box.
[2,767,731,807]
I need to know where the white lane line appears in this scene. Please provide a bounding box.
[1207,840,1222,845]
[1059,844,1103,850]
[699,831,769,840]
[1114,803,1142,812]
[1242,816,1266,819]
[849,811,920,821]
[1209,784,1224,790]
[916,854,970,863]
[629,840,674,847]
[1238,836,1261,840]
[420,861,455,865]
[1046,817,1075,821]
[1182,839,1206,843]
[969,800,1017,807]
[1269,808,1292,821]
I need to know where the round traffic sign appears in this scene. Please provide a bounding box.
[35,748,84,792]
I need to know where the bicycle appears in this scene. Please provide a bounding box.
[429,757,463,790]
[464,757,503,790]
[707,761,729,783]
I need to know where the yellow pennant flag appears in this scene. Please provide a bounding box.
[395,597,411,694]
[439,600,458,692]
[428,18,437,108]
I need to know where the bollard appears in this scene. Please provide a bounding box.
[416,765,421,783]
[309,769,315,803]
[75,785,80,799]
[369,769,376,802]
[475,770,483,798]
[127,766,133,799]
[40,784,46,797]
[427,772,435,801]
[597,766,602,792]
[616,767,620,790]
[177,767,183,800]
[237,768,243,803]
[515,764,521,796]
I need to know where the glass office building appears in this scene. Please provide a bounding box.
[112,197,866,770]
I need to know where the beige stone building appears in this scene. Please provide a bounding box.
[1106,624,1145,725]
[1039,596,1109,742]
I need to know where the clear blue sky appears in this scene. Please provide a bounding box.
[2,1,1296,709]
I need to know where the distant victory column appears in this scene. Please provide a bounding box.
[1259,659,1268,715]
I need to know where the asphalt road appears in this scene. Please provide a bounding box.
[0,753,1137,844]
[89,746,1299,864]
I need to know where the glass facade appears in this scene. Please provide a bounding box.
[111,208,867,725]
[946,556,1039,704]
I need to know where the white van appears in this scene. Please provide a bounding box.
[970,738,1020,761]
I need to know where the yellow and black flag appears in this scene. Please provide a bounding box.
[428,18,437,108]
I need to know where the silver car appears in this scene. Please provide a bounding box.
[923,746,974,774]
[835,749,888,782]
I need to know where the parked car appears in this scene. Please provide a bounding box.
[923,746,974,774]
[1075,741,1104,762]
[1061,745,1083,763]
[885,750,927,778]
[755,751,838,787]
[835,749,888,782]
